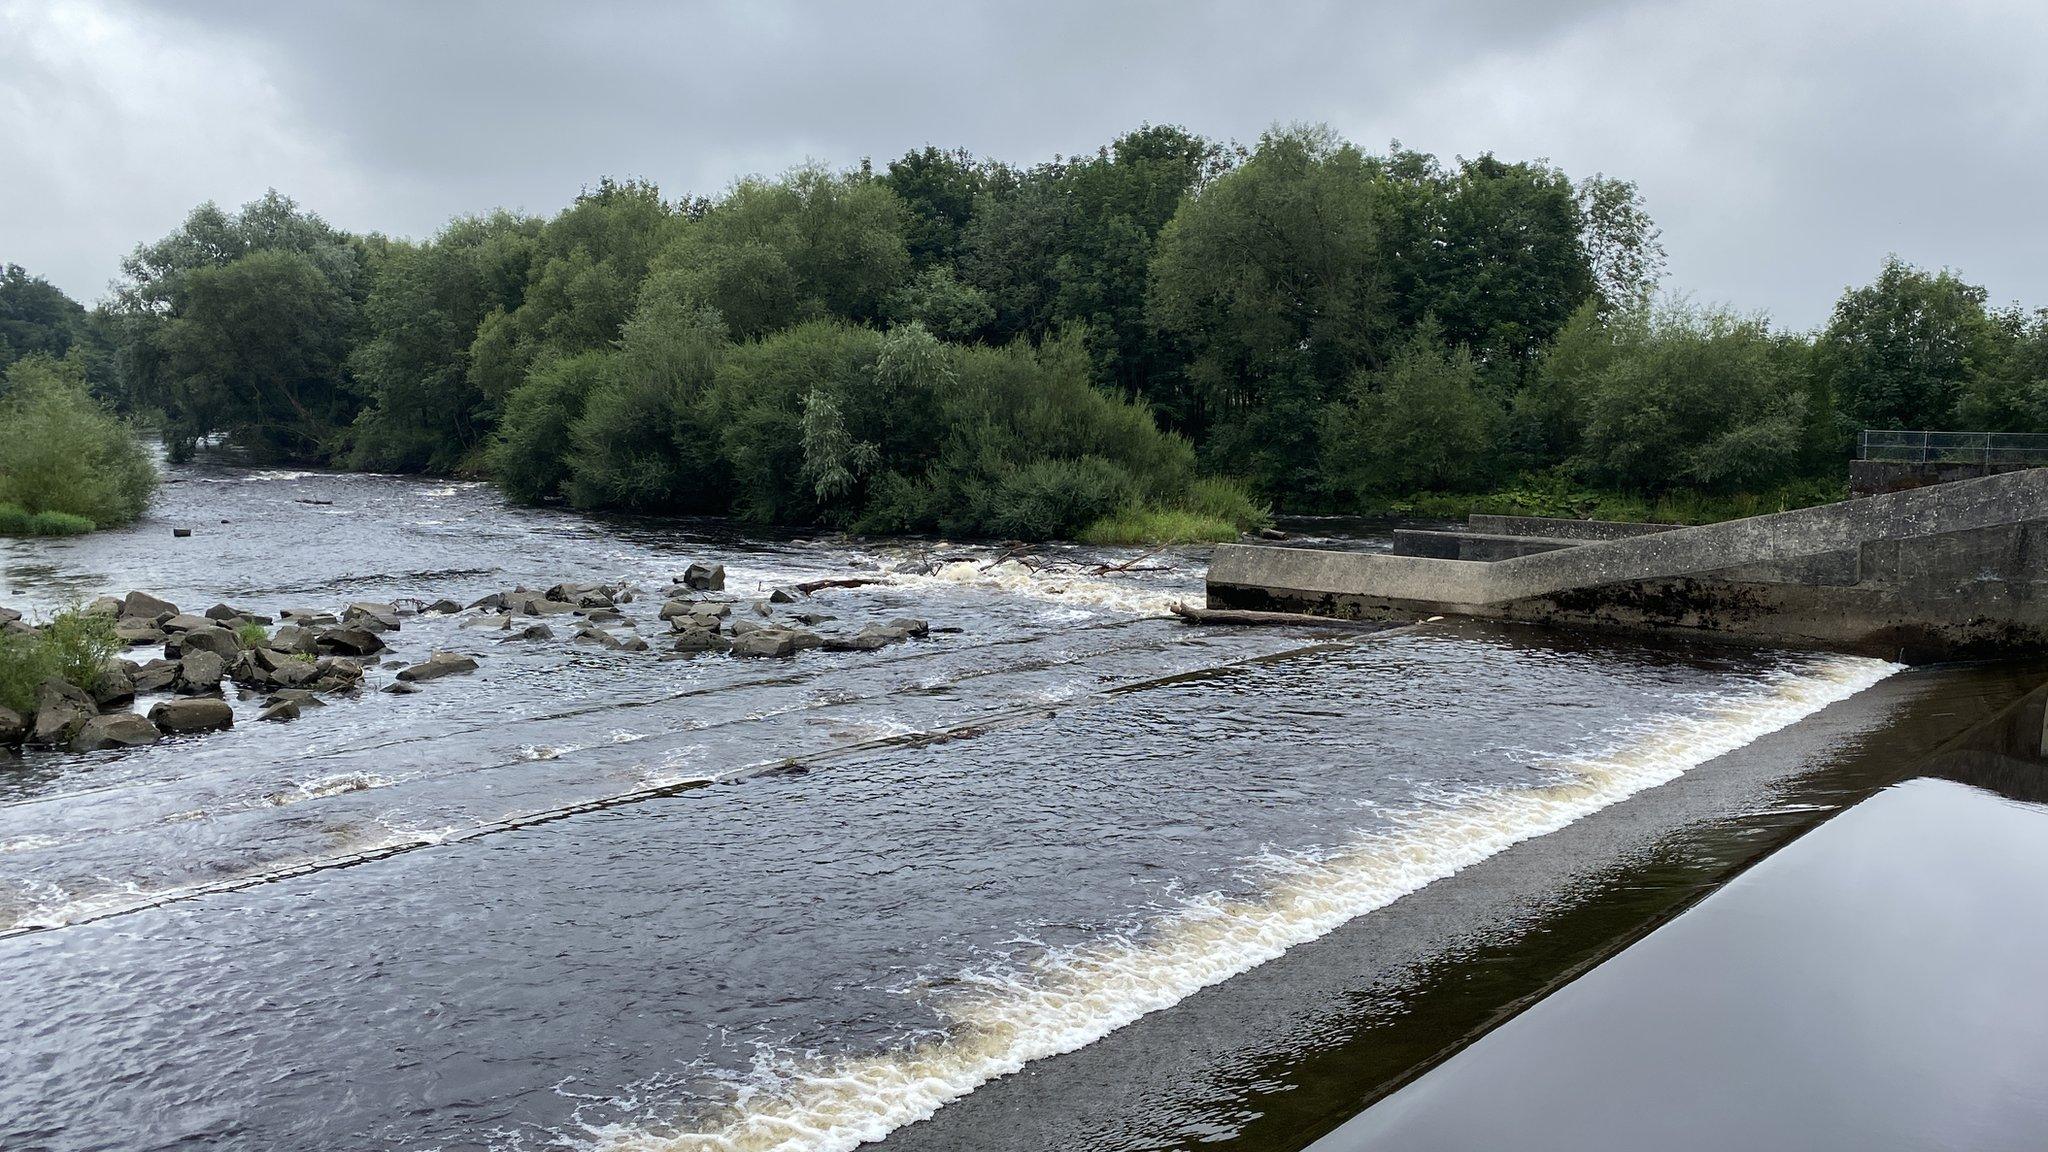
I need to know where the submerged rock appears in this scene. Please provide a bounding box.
[69,712,161,752]
[256,701,300,723]
[396,651,480,682]
[149,696,233,734]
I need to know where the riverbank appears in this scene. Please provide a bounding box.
[875,655,2046,1152]
[1349,475,1844,527]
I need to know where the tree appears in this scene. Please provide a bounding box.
[1955,308,2048,433]
[0,355,157,528]
[1320,325,1504,495]
[1817,257,1998,433]
[1577,174,1666,311]
[880,146,1014,269]
[0,264,89,371]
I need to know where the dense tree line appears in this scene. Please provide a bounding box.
[9,122,2048,541]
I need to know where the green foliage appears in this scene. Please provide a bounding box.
[490,351,612,503]
[0,504,95,536]
[563,288,727,512]
[0,356,158,529]
[0,264,111,391]
[1817,256,1998,434]
[1954,307,2048,433]
[1320,328,1505,497]
[0,607,118,713]
[1077,506,1242,546]
[236,622,270,648]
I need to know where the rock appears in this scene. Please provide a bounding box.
[729,629,799,658]
[729,618,767,638]
[160,613,214,634]
[658,599,695,622]
[887,617,931,638]
[616,634,650,652]
[205,603,243,622]
[311,658,364,693]
[504,623,554,641]
[172,527,192,538]
[682,562,725,592]
[314,627,385,657]
[148,696,233,734]
[396,651,480,682]
[381,681,419,695]
[424,598,464,615]
[0,706,24,745]
[85,595,123,617]
[123,591,179,621]
[255,648,319,687]
[573,626,628,650]
[131,659,179,694]
[461,614,511,631]
[267,624,317,654]
[115,619,164,645]
[344,602,402,632]
[173,650,226,694]
[91,660,136,708]
[29,679,98,744]
[69,712,161,752]
[670,627,730,653]
[176,625,241,660]
[769,587,800,604]
[793,612,836,625]
[263,688,326,709]
[580,607,626,624]
[255,701,300,723]
[574,589,615,609]
[1257,527,1290,540]
[2,619,32,639]
[466,593,505,612]
[278,607,337,625]
[0,607,18,625]
[751,600,773,617]
[822,633,893,653]
[528,598,577,616]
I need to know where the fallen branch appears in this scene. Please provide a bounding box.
[1169,602,1391,630]
[1091,544,1167,575]
[793,577,887,595]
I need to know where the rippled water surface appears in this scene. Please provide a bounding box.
[0,466,1895,1152]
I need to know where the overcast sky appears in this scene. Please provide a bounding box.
[3,0,2043,328]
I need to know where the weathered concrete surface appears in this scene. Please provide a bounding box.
[1850,458,2030,497]
[1390,529,1579,562]
[1465,515,1679,540]
[1210,469,2048,661]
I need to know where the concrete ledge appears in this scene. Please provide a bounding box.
[1390,529,1580,562]
[1465,515,1679,540]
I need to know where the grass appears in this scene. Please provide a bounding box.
[0,503,95,537]
[1079,506,1242,546]
[1358,476,1847,526]
[236,622,270,648]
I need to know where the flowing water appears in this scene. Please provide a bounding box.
[0,465,1899,1152]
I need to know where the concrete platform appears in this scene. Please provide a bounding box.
[1208,469,2048,661]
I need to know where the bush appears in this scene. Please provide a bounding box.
[0,607,116,713]
[1078,506,1240,545]
[1320,329,1504,498]
[0,504,94,536]
[985,457,1139,540]
[0,355,157,529]
[236,622,269,648]
[490,351,612,503]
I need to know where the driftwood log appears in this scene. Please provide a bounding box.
[1169,602,1395,630]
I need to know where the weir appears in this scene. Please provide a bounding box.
[1207,468,2048,662]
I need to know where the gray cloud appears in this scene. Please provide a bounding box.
[3,0,2042,328]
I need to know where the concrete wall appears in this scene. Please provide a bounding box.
[1849,459,2030,497]
[1465,515,1677,540]
[1390,529,1578,562]
[1208,469,2048,661]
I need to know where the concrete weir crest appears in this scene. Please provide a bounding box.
[1208,469,2048,661]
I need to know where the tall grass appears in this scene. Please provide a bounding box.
[0,607,118,714]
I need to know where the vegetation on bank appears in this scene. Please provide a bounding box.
[8,120,2046,542]
[0,355,158,535]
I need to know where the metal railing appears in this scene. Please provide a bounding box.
[1858,430,2048,465]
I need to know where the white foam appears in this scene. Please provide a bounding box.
[580,655,1899,1152]
[890,558,1189,618]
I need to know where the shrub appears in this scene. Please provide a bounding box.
[236,622,270,648]
[490,351,613,503]
[1077,506,1240,545]
[985,457,1139,541]
[0,607,116,713]
[0,355,158,529]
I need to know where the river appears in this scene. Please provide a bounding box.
[0,464,1899,1151]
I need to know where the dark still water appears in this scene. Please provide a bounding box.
[0,466,1897,1152]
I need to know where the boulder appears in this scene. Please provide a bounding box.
[29,679,98,744]
[160,613,214,635]
[148,696,233,734]
[528,598,577,616]
[0,706,24,745]
[573,626,627,650]
[729,629,799,658]
[311,658,364,693]
[381,681,419,695]
[314,627,386,657]
[269,624,319,654]
[505,623,553,641]
[658,599,695,622]
[888,617,931,638]
[278,608,337,625]
[255,701,300,723]
[671,627,730,653]
[69,712,161,752]
[175,625,241,660]
[822,633,893,653]
[85,595,124,617]
[424,598,465,616]
[396,651,480,683]
[254,649,319,687]
[131,659,179,694]
[682,562,725,592]
[466,592,505,611]
[729,618,767,638]
[122,591,179,621]
[0,607,21,626]
[751,600,773,617]
[343,602,402,632]
[769,587,800,604]
[173,650,226,694]
[263,688,326,709]
[793,612,836,626]
[2,618,32,639]
[580,607,626,624]
[115,619,164,645]
[90,660,136,708]
[461,614,511,631]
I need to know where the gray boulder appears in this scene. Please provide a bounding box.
[91,660,136,708]
[424,598,464,615]
[115,618,164,645]
[176,625,241,659]
[69,712,161,752]
[0,705,24,745]
[160,613,214,634]
[263,688,326,709]
[769,587,800,604]
[131,659,179,693]
[173,650,226,694]
[30,679,98,744]
[671,627,730,653]
[343,602,402,632]
[822,633,893,653]
[682,562,725,591]
[396,651,480,682]
[149,696,233,734]
[730,629,799,658]
[85,595,124,617]
[461,614,511,631]
[256,701,300,723]
[504,623,554,641]
[122,591,178,621]
[314,627,385,657]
